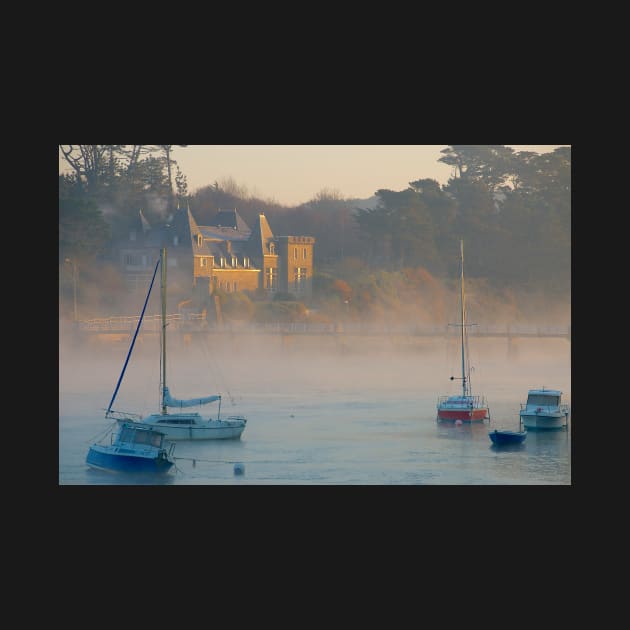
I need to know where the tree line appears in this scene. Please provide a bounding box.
[59,145,570,320]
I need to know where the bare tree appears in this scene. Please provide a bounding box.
[120,145,152,179]
[158,145,187,195]
[59,145,111,193]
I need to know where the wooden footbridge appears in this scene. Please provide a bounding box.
[72,314,570,342]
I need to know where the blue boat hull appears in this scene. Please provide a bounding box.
[86,445,173,474]
[489,430,527,445]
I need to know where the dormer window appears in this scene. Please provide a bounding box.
[269,243,275,255]
[173,235,179,246]
[244,257,249,268]
[220,257,225,268]
[231,256,237,267]
[197,234,203,247]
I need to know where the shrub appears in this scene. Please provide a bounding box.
[272,291,297,302]
[220,291,254,321]
[252,301,307,323]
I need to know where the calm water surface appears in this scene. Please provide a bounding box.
[59,333,571,485]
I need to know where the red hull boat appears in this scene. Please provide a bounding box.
[436,240,490,423]
[436,399,489,422]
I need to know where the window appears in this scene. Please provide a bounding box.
[200,257,207,268]
[265,267,277,290]
[243,257,249,268]
[124,254,141,266]
[233,281,238,292]
[294,267,307,292]
[119,427,135,443]
[198,234,203,247]
[294,247,298,259]
[232,256,237,267]
[527,395,560,406]
[220,257,225,268]
[173,235,179,246]
[269,243,275,255]
[129,230,136,241]
[303,248,307,260]
[133,430,153,446]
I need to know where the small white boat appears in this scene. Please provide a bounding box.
[519,387,569,430]
[106,247,247,441]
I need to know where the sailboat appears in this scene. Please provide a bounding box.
[116,247,247,440]
[436,240,490,423]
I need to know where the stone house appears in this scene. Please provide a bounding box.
[115,205,315,303]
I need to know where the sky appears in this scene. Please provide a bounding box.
[59,145,567,207]
[167,145,569,205]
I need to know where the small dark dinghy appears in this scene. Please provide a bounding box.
[489,429,527,445]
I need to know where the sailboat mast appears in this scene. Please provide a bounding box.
[161,247,167,415]
[460,239,467,397]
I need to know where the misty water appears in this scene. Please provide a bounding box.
[59,330,571,485]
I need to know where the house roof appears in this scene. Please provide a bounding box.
[209,209,251,232]
[247,213,276,263]
[193,208,252,242]
[199,225,251,241]
[203,239,255,268]
[119,206,267,268]
[181,207,214,255]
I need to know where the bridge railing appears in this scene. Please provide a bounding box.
[76,316,570,338]
[78,313,205,332]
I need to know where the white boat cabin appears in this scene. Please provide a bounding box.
[117,423,166,448]
[524,389,562,408]
[145,412,205,426]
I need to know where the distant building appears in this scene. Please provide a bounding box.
[114,205,315,302]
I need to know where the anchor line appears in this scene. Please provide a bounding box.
[172,456,293,465]
[85,421,118,445]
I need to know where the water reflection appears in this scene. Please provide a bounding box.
[436,420,490,440]
[489,442,526,452]
[524,427,570,453]
[525,428,569,441]
[85,468,177,485]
